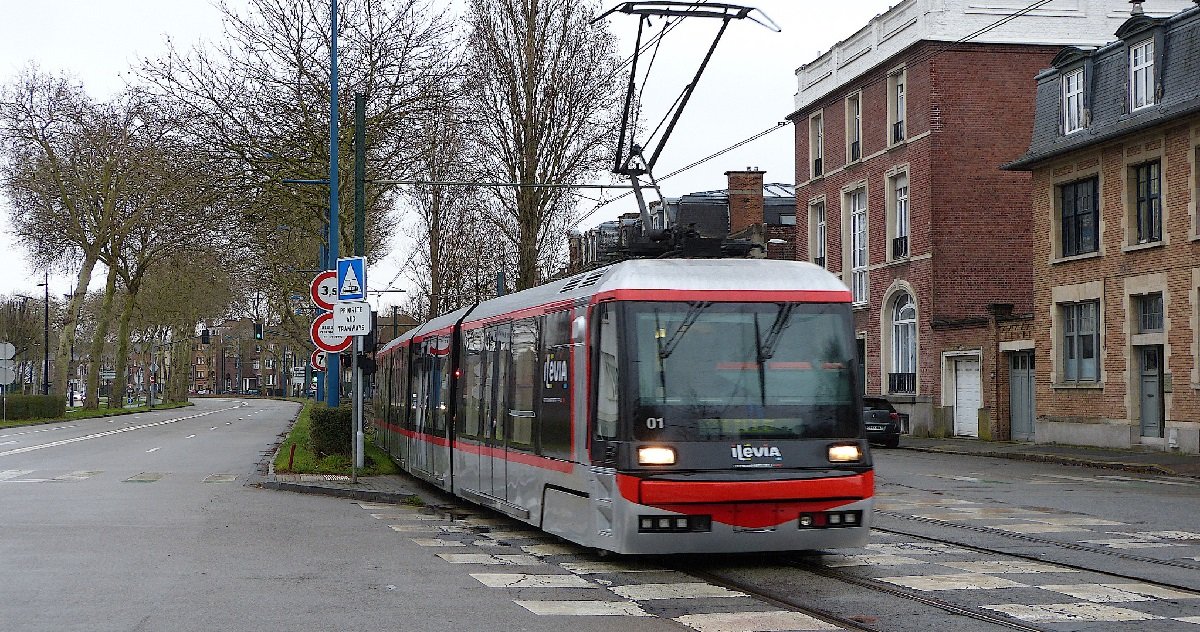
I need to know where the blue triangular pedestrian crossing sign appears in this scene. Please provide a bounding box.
[336,257,367,301]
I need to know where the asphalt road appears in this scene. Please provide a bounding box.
[0,399,673,632]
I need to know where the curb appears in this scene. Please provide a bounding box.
[261,479,420,504]
[900,445,1200,479]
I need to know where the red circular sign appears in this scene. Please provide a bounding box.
[310,312,352,353]
[310,270,338,311]
[310,350,327,372]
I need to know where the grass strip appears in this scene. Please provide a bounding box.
[274,400,399,477]
[0,401,194,429]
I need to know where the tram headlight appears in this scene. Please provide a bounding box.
[638,446,676,465]
[828,443,862,463]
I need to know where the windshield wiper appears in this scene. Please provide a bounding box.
[658,301,712,359]
[758,303,796,361]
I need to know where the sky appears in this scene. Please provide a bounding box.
[0,0,896,312]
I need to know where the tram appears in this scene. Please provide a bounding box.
[372,259,873,554]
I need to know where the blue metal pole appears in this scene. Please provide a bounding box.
[325,0,341,407]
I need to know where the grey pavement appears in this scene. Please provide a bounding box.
[261,436,1200,505]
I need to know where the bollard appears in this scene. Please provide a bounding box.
[287,443,297,470]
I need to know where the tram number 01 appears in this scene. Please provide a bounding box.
[645,417,664,429]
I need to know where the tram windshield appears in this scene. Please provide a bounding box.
[623,301,860,441]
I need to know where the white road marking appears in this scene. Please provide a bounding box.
[981,602,1162,622]
[940,560,1077,574]
[877,573,1029,591]
[676,610,842,631]
[0,469,35,481]
[145,447,160,453]
[609,582,746,601]
[514,600,650,616]
[561,562,662,575]
[52,471,101,481]
[820,554,928,567]
[186,434,196,439]
[0,441,17,446]
[0,406,240,458]
[987,523,1092,534]
[410,538,466,547]
[209,427,217,430]
[436,553,543,566]
[470,573,594,589]
[867,542,971,556]
[520,543,580,556]
[1039,583,1200,603]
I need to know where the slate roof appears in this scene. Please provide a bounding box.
[1005,6,1200,170]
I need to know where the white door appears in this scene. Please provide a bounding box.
[954,358,981,437]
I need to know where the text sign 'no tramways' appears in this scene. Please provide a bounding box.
[333,301,372,337]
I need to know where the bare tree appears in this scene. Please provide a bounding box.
[465,0,621,290]
[140,0,459,317]
[0,69,150,400]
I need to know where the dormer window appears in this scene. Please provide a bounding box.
[1129,38,1154,110]
[1062,69,1084,134]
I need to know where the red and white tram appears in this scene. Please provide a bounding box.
[372,259,873,554]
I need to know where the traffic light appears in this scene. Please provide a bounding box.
[254,323,264,339]
[201,329,210,344]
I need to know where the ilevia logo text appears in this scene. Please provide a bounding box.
[731,444,783,462]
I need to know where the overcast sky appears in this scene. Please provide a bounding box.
[0,0,895,308]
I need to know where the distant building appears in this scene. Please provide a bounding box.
[1005,4,1200,454]
[573,170,796,268]
[789,0,1191,439]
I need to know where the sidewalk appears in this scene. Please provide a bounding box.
[898,436,1200,479]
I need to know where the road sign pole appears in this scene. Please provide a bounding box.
[326,0,341,409]
[351,336,360,483]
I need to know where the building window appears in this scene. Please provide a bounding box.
[890,173,909,259]
[810,201,826,267]
[1130,39,1154,111]
[1062,68,1084,134]
[849,189,868,303]
[778,213,796,226]
[1135,292,1163,333]
[1060,177,1098,256]
[195,370,205,380]
[890,292,916,394]
[810,113,824,177]
[846,94,861,163]
[1062,300,1100,383]
[888,70,906,144]
[1133,160,1162,244]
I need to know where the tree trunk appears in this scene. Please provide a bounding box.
[56,251,99,403]
[85,266,118,409]
[109,289,137,412]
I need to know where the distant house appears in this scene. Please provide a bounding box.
[1005,4,1200,454]
[789,0,1191,439]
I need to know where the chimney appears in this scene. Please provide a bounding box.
[725,168,765,235]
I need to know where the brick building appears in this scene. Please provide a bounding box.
[789,0,1191,437]
[1005,4,1200,454]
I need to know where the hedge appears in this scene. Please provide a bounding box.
[0,394,66,420]
[309,404,353,457]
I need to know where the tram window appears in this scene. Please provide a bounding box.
[461,329,484,438]
[595,303,620,440]
[428,335,450,437]
[539,310,573,459]
[409,348,423,431]
[509,319,538,451]
[393,349,408,430]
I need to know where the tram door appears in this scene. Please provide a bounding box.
[410,342,433,476]
[481,323,512,500]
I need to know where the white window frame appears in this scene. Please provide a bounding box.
[814,202,826,264]
[850,190,868,304]
[887,68,907,145]
[895,175,909,241]
[1062,68,1084,134]
[846,93,862,163]
[892,293,917,376]
[1130,39,1154,111]
[809,112,824,177]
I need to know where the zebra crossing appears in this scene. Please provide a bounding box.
[358,499,1200,630]
[0,469,238,484]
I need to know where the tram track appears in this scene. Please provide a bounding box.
[683,560,1052,632]
[876,510,1200,579]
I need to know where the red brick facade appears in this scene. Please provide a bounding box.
[791,42,1058,436]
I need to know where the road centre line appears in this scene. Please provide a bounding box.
[0,406,242,458]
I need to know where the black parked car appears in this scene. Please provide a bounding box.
[863,396,906,448]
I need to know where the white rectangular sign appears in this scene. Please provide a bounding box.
[333,301,372,337]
